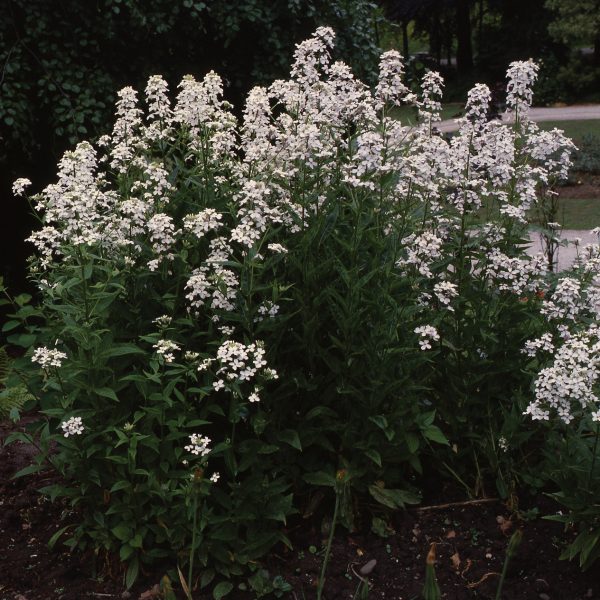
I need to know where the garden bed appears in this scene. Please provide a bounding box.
[1,416,597,600]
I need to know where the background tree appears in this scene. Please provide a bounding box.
[545,0,600,63]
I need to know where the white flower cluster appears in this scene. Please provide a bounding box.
[522,333,555,357]
[414,325,440,350]
[541,277,581,322]
[153,314,173,328]
[375,50,410,107]
[153,339,180,363]
[268,243,288,254]
[32,347,67,368]
[184,238,239,313]
[433,281,458,310]
[183,209,223,238]
[61,416,84,437]
[215,340,270,383]
[184,433,211,457]
[147,213,177,270]
[485,250,546,295]
[506,60,539,117]
[12,178,32,197]
[398,232,444,279]
[525,328,600,424]
[256,301,279,321]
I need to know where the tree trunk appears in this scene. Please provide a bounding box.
[456,0,473,74]
[429,12,442,64]
[402,20,409,58]
[594,32,600,66]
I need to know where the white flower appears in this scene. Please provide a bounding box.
[183,209,223,238]
[12,178,32,197]
[32,347,67,368]
[267,243,288,254]
[506,60,539,117]
[213,379,225,391]
[61,416,84,437]
[210,472,220,483]
[153,315,172,328]
[248,390,260,403]
[153,339,180,363]
[184,433,211,457]
[433,281,458,310]
[414,325,440,351]
[522,333,554,357]
[525,328,600,425]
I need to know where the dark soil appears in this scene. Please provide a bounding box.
[1,416,599,600]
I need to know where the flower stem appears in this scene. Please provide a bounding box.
[187,489,199,600]
[317,489,340,600]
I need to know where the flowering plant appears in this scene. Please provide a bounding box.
[5,26,594,590]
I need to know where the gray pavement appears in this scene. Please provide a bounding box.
[438,105,600,133]
[527,230,598,271]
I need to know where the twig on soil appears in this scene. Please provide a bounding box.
[466,571,500,589]
[412,498,499,513]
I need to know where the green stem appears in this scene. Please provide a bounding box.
[588,421,600,491]
[317,489,340,600]
[494,552,510,600]
[187,489,199,600]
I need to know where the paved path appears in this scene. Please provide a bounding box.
[527,229,598,271]
[438,105,600,133]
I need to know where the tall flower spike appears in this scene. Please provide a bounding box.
[290,26,335,85]
[506,60,539,118]
[376,50,409,107]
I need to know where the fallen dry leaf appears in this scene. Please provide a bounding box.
[460,558,473,578]
[446,529,456,539]
[450,551,461,571]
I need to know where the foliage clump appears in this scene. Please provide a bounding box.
[5,27,600,591]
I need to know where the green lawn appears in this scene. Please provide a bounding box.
[392,102,464,125]
[537,119,600,143]
[555,197,600,229]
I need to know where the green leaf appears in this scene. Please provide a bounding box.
[213,582,234,599]
[95,387,118,402]
[422,425,449,445]
[111,523,131,542]
[277,429,302,450]
[103,344,145,358]
[125,557,139,589]
[120,544,135,561]
[201,569,215,588]
[12,463,42,478]
[7,333,36,348]
[110,480,131,493]
[2,320,21,332]
[364,448,382,467]
[405,432,420,454]
[303,471,335,487]
[48,525,72,549]
[368,484,421,509]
